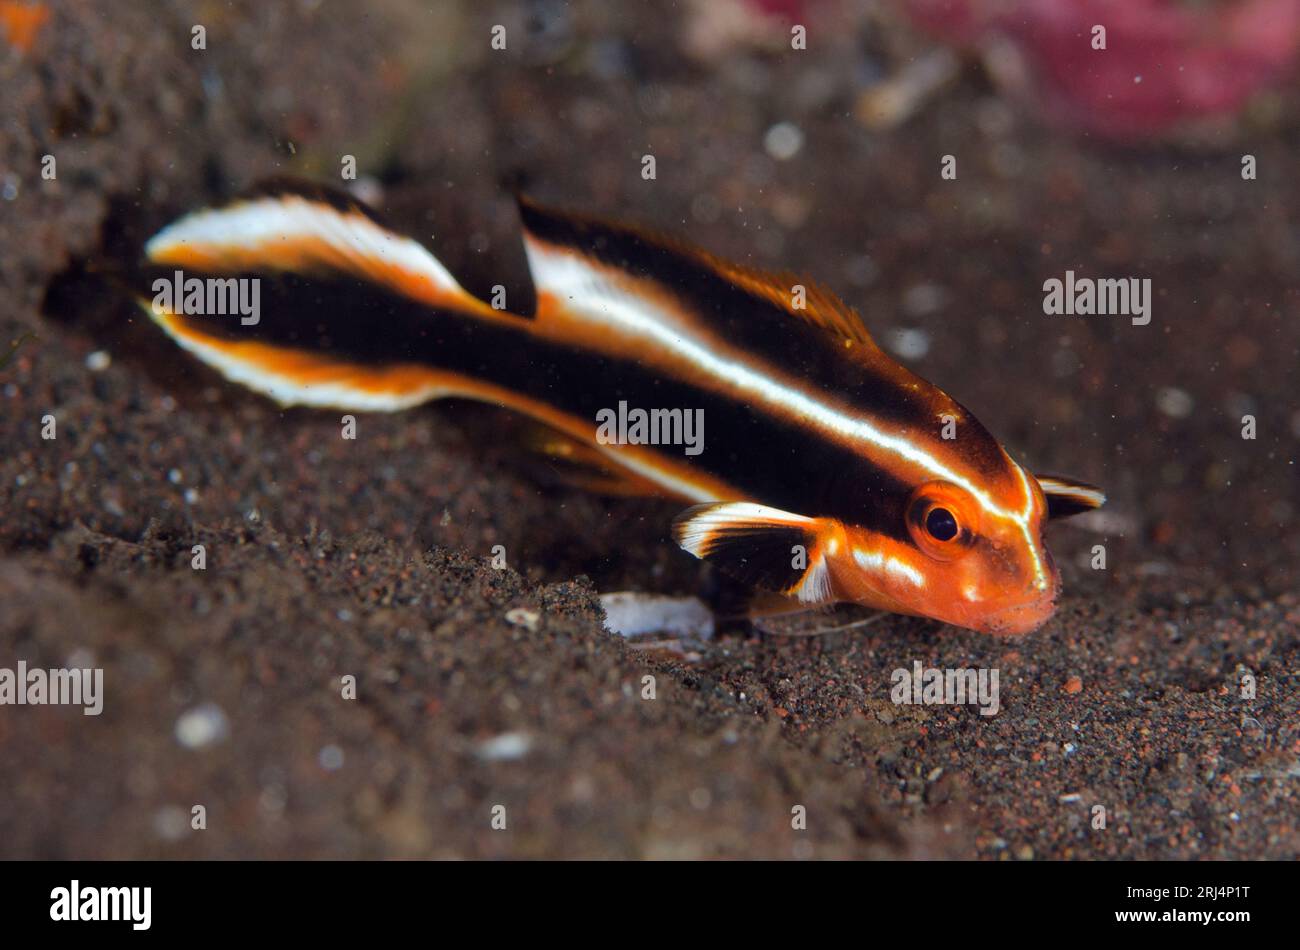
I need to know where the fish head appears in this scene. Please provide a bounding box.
[834,464,1061,636]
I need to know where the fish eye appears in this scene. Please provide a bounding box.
[906,482,977,560]
[925,507,958,542]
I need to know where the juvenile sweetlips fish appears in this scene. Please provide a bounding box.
[140,180,1104,636]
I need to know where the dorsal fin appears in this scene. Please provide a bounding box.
[516,195,882,352]
[685,252,877,347]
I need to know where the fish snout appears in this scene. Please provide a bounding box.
[974,559,1061,636]
[978,591,1057,636]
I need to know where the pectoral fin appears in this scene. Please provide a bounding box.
[671,502,837,605]
[1037,474,1106,519]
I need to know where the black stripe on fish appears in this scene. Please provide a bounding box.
[139,264,916,540]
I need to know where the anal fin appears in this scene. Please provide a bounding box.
[521,423,665,498]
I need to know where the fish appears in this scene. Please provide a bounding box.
[138,179,1104,636]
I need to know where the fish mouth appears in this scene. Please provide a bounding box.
[967,534,1060,636]
[972,585,1058,637]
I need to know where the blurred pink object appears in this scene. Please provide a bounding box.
[899,0,1300,138]
[746,0,814,19]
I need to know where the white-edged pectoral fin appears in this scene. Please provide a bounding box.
[671,502,837,606]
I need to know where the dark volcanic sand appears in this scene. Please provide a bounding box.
[1,0,1297,859]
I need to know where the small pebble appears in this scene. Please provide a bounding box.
[763,121,804,161]
[475,731,532,762]
[1156,387,1194,419]
[318,744,345,770]
[152,805,189,841]
[505,607,541,631]
[175,703,230,749]
[887,327,931,360]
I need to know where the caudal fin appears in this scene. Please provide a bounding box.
[140,180,520,410]
[146,179,493,315]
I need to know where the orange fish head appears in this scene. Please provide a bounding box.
[833,469,1060,636]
